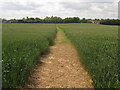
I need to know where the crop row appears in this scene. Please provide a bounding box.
[2,23,56,88]
[59,23,119,88]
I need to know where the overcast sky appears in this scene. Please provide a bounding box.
[0,0,119,19]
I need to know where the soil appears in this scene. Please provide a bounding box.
[25,27,93,88]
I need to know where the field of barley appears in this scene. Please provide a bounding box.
[59,23,119,88]
[2,23,119,88]
[2,23,56,88]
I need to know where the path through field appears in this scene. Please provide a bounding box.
[26,27,93,88]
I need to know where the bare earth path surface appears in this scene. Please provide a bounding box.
[26,27,93,88]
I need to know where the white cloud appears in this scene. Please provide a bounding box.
[0,0,119,19]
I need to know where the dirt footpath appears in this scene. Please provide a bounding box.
[25,27,93,88]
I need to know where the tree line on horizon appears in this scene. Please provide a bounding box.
[1,16,120,25]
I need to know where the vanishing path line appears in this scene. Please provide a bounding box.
[26,27,93,88]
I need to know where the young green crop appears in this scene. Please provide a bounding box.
[2,23,119,88]
[2,23,56,88]
[59,23,119,88]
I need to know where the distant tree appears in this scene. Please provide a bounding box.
[26,16,29,19]
[8,19,18,23]
[44,16,62,23]
[73,17,80,23]
[35,17,42,23]
[2,19,7,23]
[2,16,119,24]
[80,18,88,23]
[63,17,80,23]
[51,16,62,23]
[100,19,120,25]
[17,19,24,23]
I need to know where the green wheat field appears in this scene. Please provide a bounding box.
[2,23,119,88]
